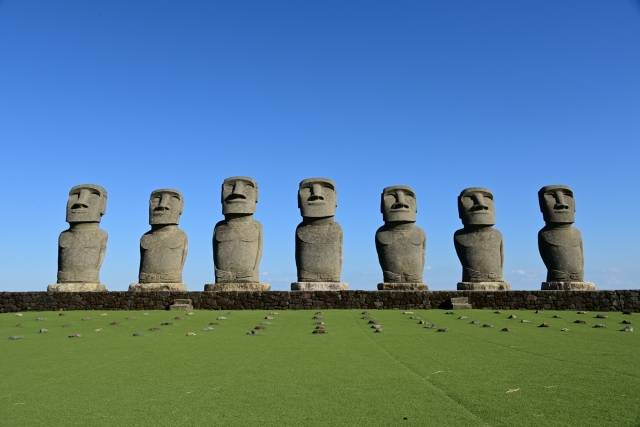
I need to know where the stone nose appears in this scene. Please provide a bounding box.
[553,191,569,209]
[309,183,324,201]
[155,193,171,210]
[72,189,91,209]
[470,193,488,211]
[391,191,409,209]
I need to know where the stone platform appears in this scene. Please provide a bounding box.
[47,283,107,292]
[541,281,596,291]
[129,283,187,292]
[457,281,511,291]
[291,282,349,291]
[204,283,271,292]
[377,282,427,291]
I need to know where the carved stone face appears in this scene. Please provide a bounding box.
[298,178,337,218]
[149,189,183,225]
[381,185,417,223]
[539,185,575,224]
[458,187,496,226]
[66,184,107,224]
[221,176,258,215]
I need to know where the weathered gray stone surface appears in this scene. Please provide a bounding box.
[293,178,347,289]
[170,298,193,311]
[291,282,348,291]
[538,185,596,290]
[211,177,265,291]
[454,188,510,291]
[130,189,188,292]
[375,185,427,290]
[52,184,108,292]
[204,283,270,291]
[541,281,596,291]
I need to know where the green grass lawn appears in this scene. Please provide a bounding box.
[1,309,639,426]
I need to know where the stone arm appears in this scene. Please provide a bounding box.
[420,229,426,275]
[255,222,263,276]
[500,238,504,272]
[98,231,108,270]
[337,223,343,277]
[181,231,188,271]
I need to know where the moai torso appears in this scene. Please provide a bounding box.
[454,227,503,282]
[57,226,107,283]
[538,225,583,282]
[139,227,187,283]
[376,223,425,282]
[214,218,262,283]
[295,219,342,282]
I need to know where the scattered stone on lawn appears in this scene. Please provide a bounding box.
[68,333,81,338]
[261,321,272,326]
[371,324,383,330]
[247,330,258,335]
[577,311,586,314]
[595,314,607,319]
[482,324,494,328]
[264,316,274,320]
[403,311,414,315]
[368,319,378,325]
[535,310,542,314]
[552,315,562,319]
[445,311,454,315]
[109,321,120,326]
[15,313,23,317]
[100,313,108,316]
[494,311,501,314]
[622,311,632,315]
[501,327,510,332]
[621,326,634,333]
[36,317,46,321]
[148,327,160,332]
[561,328,569,332]
[457,315,468,320]
[621,320,632,325]
[208,322,219,326]
[521,320,531,323]
[593,324,607,329]
[423,323,435,329]
[436,328,448,332]
[574,320,587,324]
[58,313,65,316]
[312,328,327,334]
[313,315,323,321]
[538,323,551,328]
[185,331,197,336]
[174,316,183,321]
[508,314,517,319]
[160,322,173,326]
[202,326,215,331]
[39,328,49,333]
[269,312,279,315]
[143,312,150,316]
[94,328,103,332]
[9,335,24,340]
[132,332,143,337]
[470,320,480,325]
[418,320,426,325]
[217,316,227,321]
[186,312,194,316]
[254,325,266,330]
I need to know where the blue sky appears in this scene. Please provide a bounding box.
[0,0,638,291]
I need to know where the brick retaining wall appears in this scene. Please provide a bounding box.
[1,290,639,312]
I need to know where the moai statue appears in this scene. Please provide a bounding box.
[375,185,427,290]
[538,185,596,290]
[204,177,269,291]
[291,178,348,290]
[129,189,188,292]
[48,184,108,292]
[454,188,510,291]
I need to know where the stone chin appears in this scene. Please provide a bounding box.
[383,210,416,223]
[461,211,495,226]
[66,211,102,224]
[222,201,256,215]
[543,210,575,225]
[149,214,180,226]
[300,203,335,218]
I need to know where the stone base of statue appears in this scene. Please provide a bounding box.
[457,281,511,291]
[204,282,271,291]
[541,281,596,291]
[291,282,349,291]
[128,282,187,292]
[377,282,428,291]
[47,282,108,292]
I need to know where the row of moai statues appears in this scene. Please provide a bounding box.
[47,179,596,292]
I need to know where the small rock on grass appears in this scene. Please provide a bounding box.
[254,325,266,330]
[68,333,81,338]
[470,320,480,325]
[508,314,517,319]
[246,330,258,336]
[15,313,23,317]
[622,311,632,315]
[160,322,173,326]
[577,311,586,314]
[521,320,531,324]
[561,328,569,332]
[621,326,634,333]
[148,327,160,332]
[494,311,501,314]
[39,328,48,333]
[595,314,607,319]
[402,311,414,315]
[202,326,215,331]
[312,329,327,334]
[574,320,587,324]
[264,316,274,320]
[436,328,448,333]
[500,327,510,332]
[185,331,197,336]
[109,321,120,326]
[8,335,24,340]
[552,315,562,319]
[445,311,454,315]
[621,320,632,325]
[593,324,607,329]
[174,316,183,321]
[217,316,227,321]
[132,332,143,337]
[457,315,468,320]
[58,312,65,316]
[36,317,46,321]
[94,328,103,333]
[538,323,551,328]
[482,324,494,328]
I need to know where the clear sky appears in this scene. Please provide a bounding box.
[1,1,638,291]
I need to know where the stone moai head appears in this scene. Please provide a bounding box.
[381,185,417,223]
[458,187,496,226]
[149,189,183,226]
[221,176,258,216]
[298,177,337,218]
[65,184,107,224]
[539,185,575,225]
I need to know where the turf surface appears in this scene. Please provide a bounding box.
[1,309,639,426]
